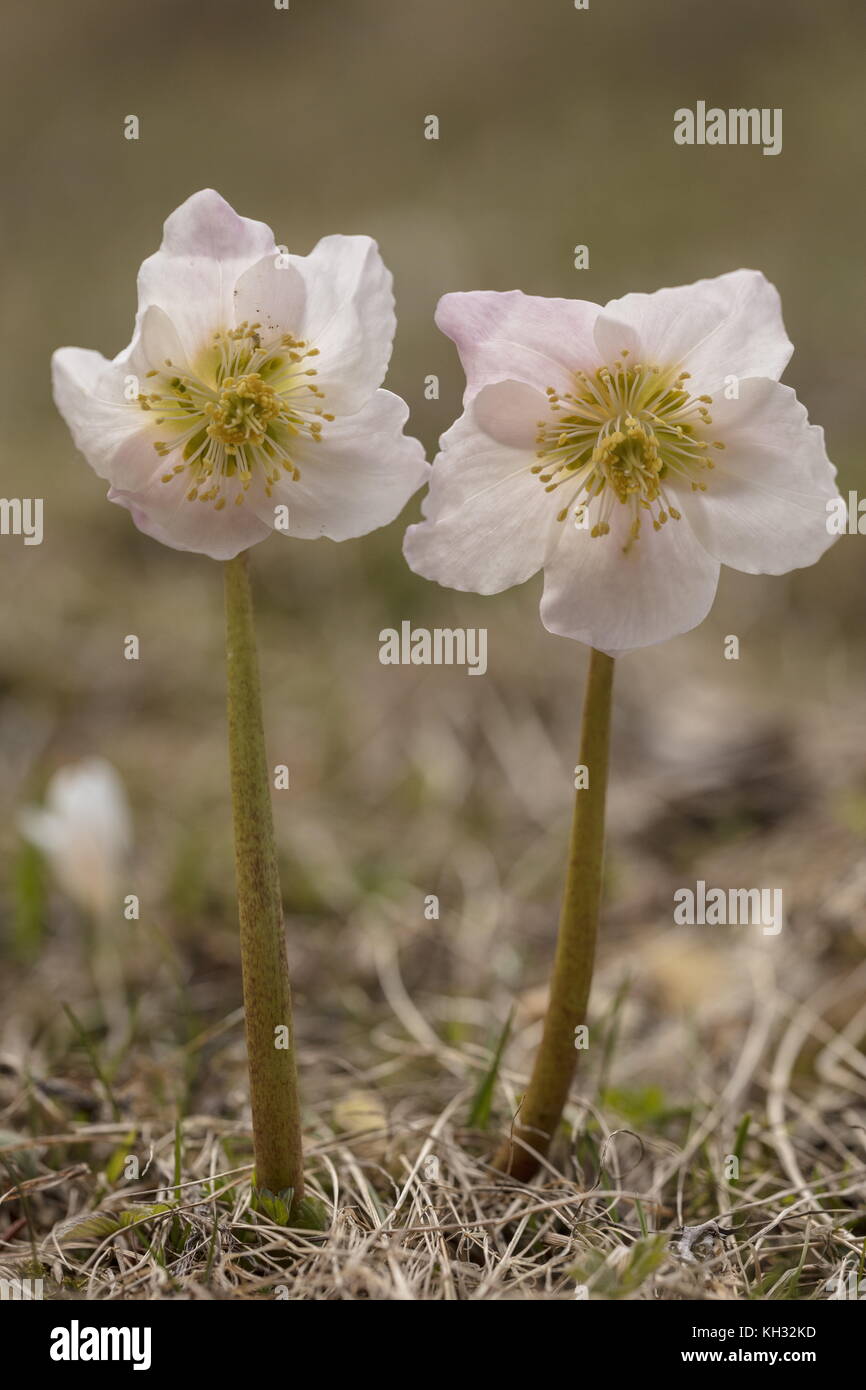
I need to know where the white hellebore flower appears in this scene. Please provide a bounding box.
[52,190,428,560]
[18,758,132,919]
[404,271,840,655]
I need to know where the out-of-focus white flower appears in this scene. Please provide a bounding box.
[52,190,428,560]
[404,271,840,655]
[18,758,132,919]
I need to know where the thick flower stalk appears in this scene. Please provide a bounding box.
[52,190,428,1213]
[496,647,613,1179]
[404,270,839,1177]
[224,550,302,1203]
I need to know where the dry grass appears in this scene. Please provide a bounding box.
[3,599,866,1302]
[2,916,865,1300]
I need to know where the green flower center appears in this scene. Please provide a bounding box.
[206,373,281,447]
[137,323,334,511]
[535,354,725,548]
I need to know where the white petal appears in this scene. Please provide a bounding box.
[674,378,839,574]
[135,190,277,361]
[231,254,307,347]
[108,475,273,561]
[18,758,132,919]
[17,806,63,859]
[540,501,720,655]
[51,347,147,480]
[595,269,792,394]
[403,392,558,594]
[281,235,396,414]
[472,379,546,449]
[48,759,132,859]
[436,291,602,400]
[53,307,192,491]
[248,389,428,541]
[131,303,192,374]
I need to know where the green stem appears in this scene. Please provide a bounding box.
[224,550,303,1205]
[494,647,615,1180]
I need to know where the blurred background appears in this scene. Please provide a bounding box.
[1,0,865,1292]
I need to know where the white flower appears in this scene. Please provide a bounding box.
[404,271,840,655]
[18,758,132,919]
[52,190,428,561]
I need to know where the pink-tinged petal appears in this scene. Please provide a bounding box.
[403,397,558,594]
[436,291,602,400]
[281,235,396,414]
[108,474,273,561]
[594,270,792,394]
[52,347,149,481]
[136,190,277,361]
[247,389,428,541]
[673,379,839,575]
[540,501,720,655]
